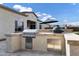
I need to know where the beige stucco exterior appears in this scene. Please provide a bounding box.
[33,34,47,52]
[70,45,79,56]
[20,32,65,54]
[41,24,50,29]
[64,33,79,56]
[6,32,65,54]
[33,33,65,54]
[0,7,39,39]
[23,13,40,29]
[6,33,22,52]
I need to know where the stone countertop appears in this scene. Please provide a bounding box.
[64,33,79,56]
[37,32,64,36]
[64,33,79,46]
[5,32,22,37]
[38,32,64,35]
[64,33,79,41]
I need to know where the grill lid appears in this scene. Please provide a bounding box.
[22,29,38,37]
[23,29,38,33]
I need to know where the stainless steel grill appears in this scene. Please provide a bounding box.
[22,29,38,49]
[22,29,38,38]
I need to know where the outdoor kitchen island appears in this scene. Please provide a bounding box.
[5,30,65,55]
[33,32,65,55]
[64,33,79,56]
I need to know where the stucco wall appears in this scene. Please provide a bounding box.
[41,24,49,29]
[33,34,47,52]
[0,8,26,39]
[21,37,26,50]
[24,13,40,29]
[33,34,65,53]
[24,13,37,22]
[0,8,39,39]
[64,33,79,56]
[6,33,22,52]
[6,32,65,53]
[70,45,79,56]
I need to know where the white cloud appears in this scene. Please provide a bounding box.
[50,17,56,20]
[62,19,79,26]
[13,5,22,11]
[35,12,42,17]
[67,22,79,26]
[72,3,77,5]
[62,21,79,27]
[41,17,48,21]
[13,5,21,10]
[42,13,48,16]
[46,15,52,18]
[20,7,32,12]
[13,4,32,12]
[0,3,3,4]
[63,19,68,23]
[36,12,56,21]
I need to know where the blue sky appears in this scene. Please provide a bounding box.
[3,3,79,25]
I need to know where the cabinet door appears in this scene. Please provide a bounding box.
[25,37,32,49]
[47,39,61,51]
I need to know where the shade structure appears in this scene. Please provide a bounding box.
[40,18,58,24]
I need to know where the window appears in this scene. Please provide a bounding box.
[15,20,24,32]
[27,20,36,29]
[39,24,42,29]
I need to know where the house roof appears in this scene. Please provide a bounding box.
[37,19,43,22]
[0,4,28,17]
[21,12,38,18]
[0,4,41,22]
[40,18,58,24]
[22,12,42,22]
